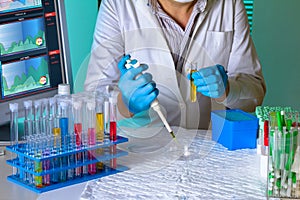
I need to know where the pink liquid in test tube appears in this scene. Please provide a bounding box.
[74,123,82,176]
[88,128,96,175]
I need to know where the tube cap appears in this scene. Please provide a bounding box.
[58,84,70,95]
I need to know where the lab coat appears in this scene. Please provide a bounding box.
[84,0,266,129]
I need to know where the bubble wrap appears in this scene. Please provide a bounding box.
[81,129,267,200]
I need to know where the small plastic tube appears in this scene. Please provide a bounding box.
[9,103,19,149]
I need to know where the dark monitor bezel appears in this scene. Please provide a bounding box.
[0,0,73,144]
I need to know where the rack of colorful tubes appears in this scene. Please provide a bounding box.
[266,110,300,198]
[5,89,128,193]
[6,136,128,193]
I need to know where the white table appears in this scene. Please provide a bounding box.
[81,128,267,199]
[1,128,267,200]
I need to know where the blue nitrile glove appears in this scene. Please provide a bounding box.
[189,64,228,98]
[118,55,159,114]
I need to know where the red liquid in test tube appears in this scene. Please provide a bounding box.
[110,121,117,141]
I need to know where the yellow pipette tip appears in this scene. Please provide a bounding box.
[169,131,176,139]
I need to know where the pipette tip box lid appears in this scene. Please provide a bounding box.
[211,109,259,150]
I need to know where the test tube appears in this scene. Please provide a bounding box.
[41,98,50,135]
[33,100,42,135]
[9,103,19,148]
[23,100,33,150]
[86,100,96,175]
[109,96,117,142]
[9,103,19,177]
[109,95,118,170]
[190,63,197,103]
[96,96,105,143]
[42,135,51,186]
[73,98,83,177]
[49,97,60,183]
[96,96,105,170]
[34,139,43,188]
[41,98,51,185]
[59,100,71,181]
[23,100,33,183]
[73,99,83,147]
[81,98,89,176]
[104,97,110,141]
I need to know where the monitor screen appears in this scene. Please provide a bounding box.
[0,0,72,142]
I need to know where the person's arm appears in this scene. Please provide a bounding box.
[84,0,134,117]
[220,0,266,112]
[84,0,123,93]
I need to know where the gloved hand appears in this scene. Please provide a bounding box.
[118,55,159,114]
[189,64,228,98]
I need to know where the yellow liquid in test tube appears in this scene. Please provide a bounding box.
[96,113,104,170]
[96,113,104,142]
[190,69,197,102]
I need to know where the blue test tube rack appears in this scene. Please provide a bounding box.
[6,136,128,193]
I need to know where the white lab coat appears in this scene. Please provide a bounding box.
[84,0,266,129]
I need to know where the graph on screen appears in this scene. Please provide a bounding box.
[0,0,42,13]
[0,17,46,56]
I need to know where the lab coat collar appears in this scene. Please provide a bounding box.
[147,0,208,13]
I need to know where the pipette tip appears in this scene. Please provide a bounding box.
[169,131,176,139]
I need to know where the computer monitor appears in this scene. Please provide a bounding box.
[0,0,72,143]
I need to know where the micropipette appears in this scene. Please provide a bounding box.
[125,59,176,139]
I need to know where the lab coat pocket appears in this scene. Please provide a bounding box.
[204,31,233,66]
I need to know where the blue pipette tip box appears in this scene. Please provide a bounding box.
[211,109,259,150]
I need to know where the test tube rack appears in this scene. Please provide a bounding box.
[6,136,129,193]
[256,106,300,198]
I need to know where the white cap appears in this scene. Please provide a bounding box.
[86,101,96,110]
[49,97,56,106]
[9,103,18,112]
[58,84,70,95]
[109,96,117,104]
[73,100,82,110]
[23,100,32,108]
[34,99,42,107]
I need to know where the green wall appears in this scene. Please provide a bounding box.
[64,0,98,93]
[252,0,300,111]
